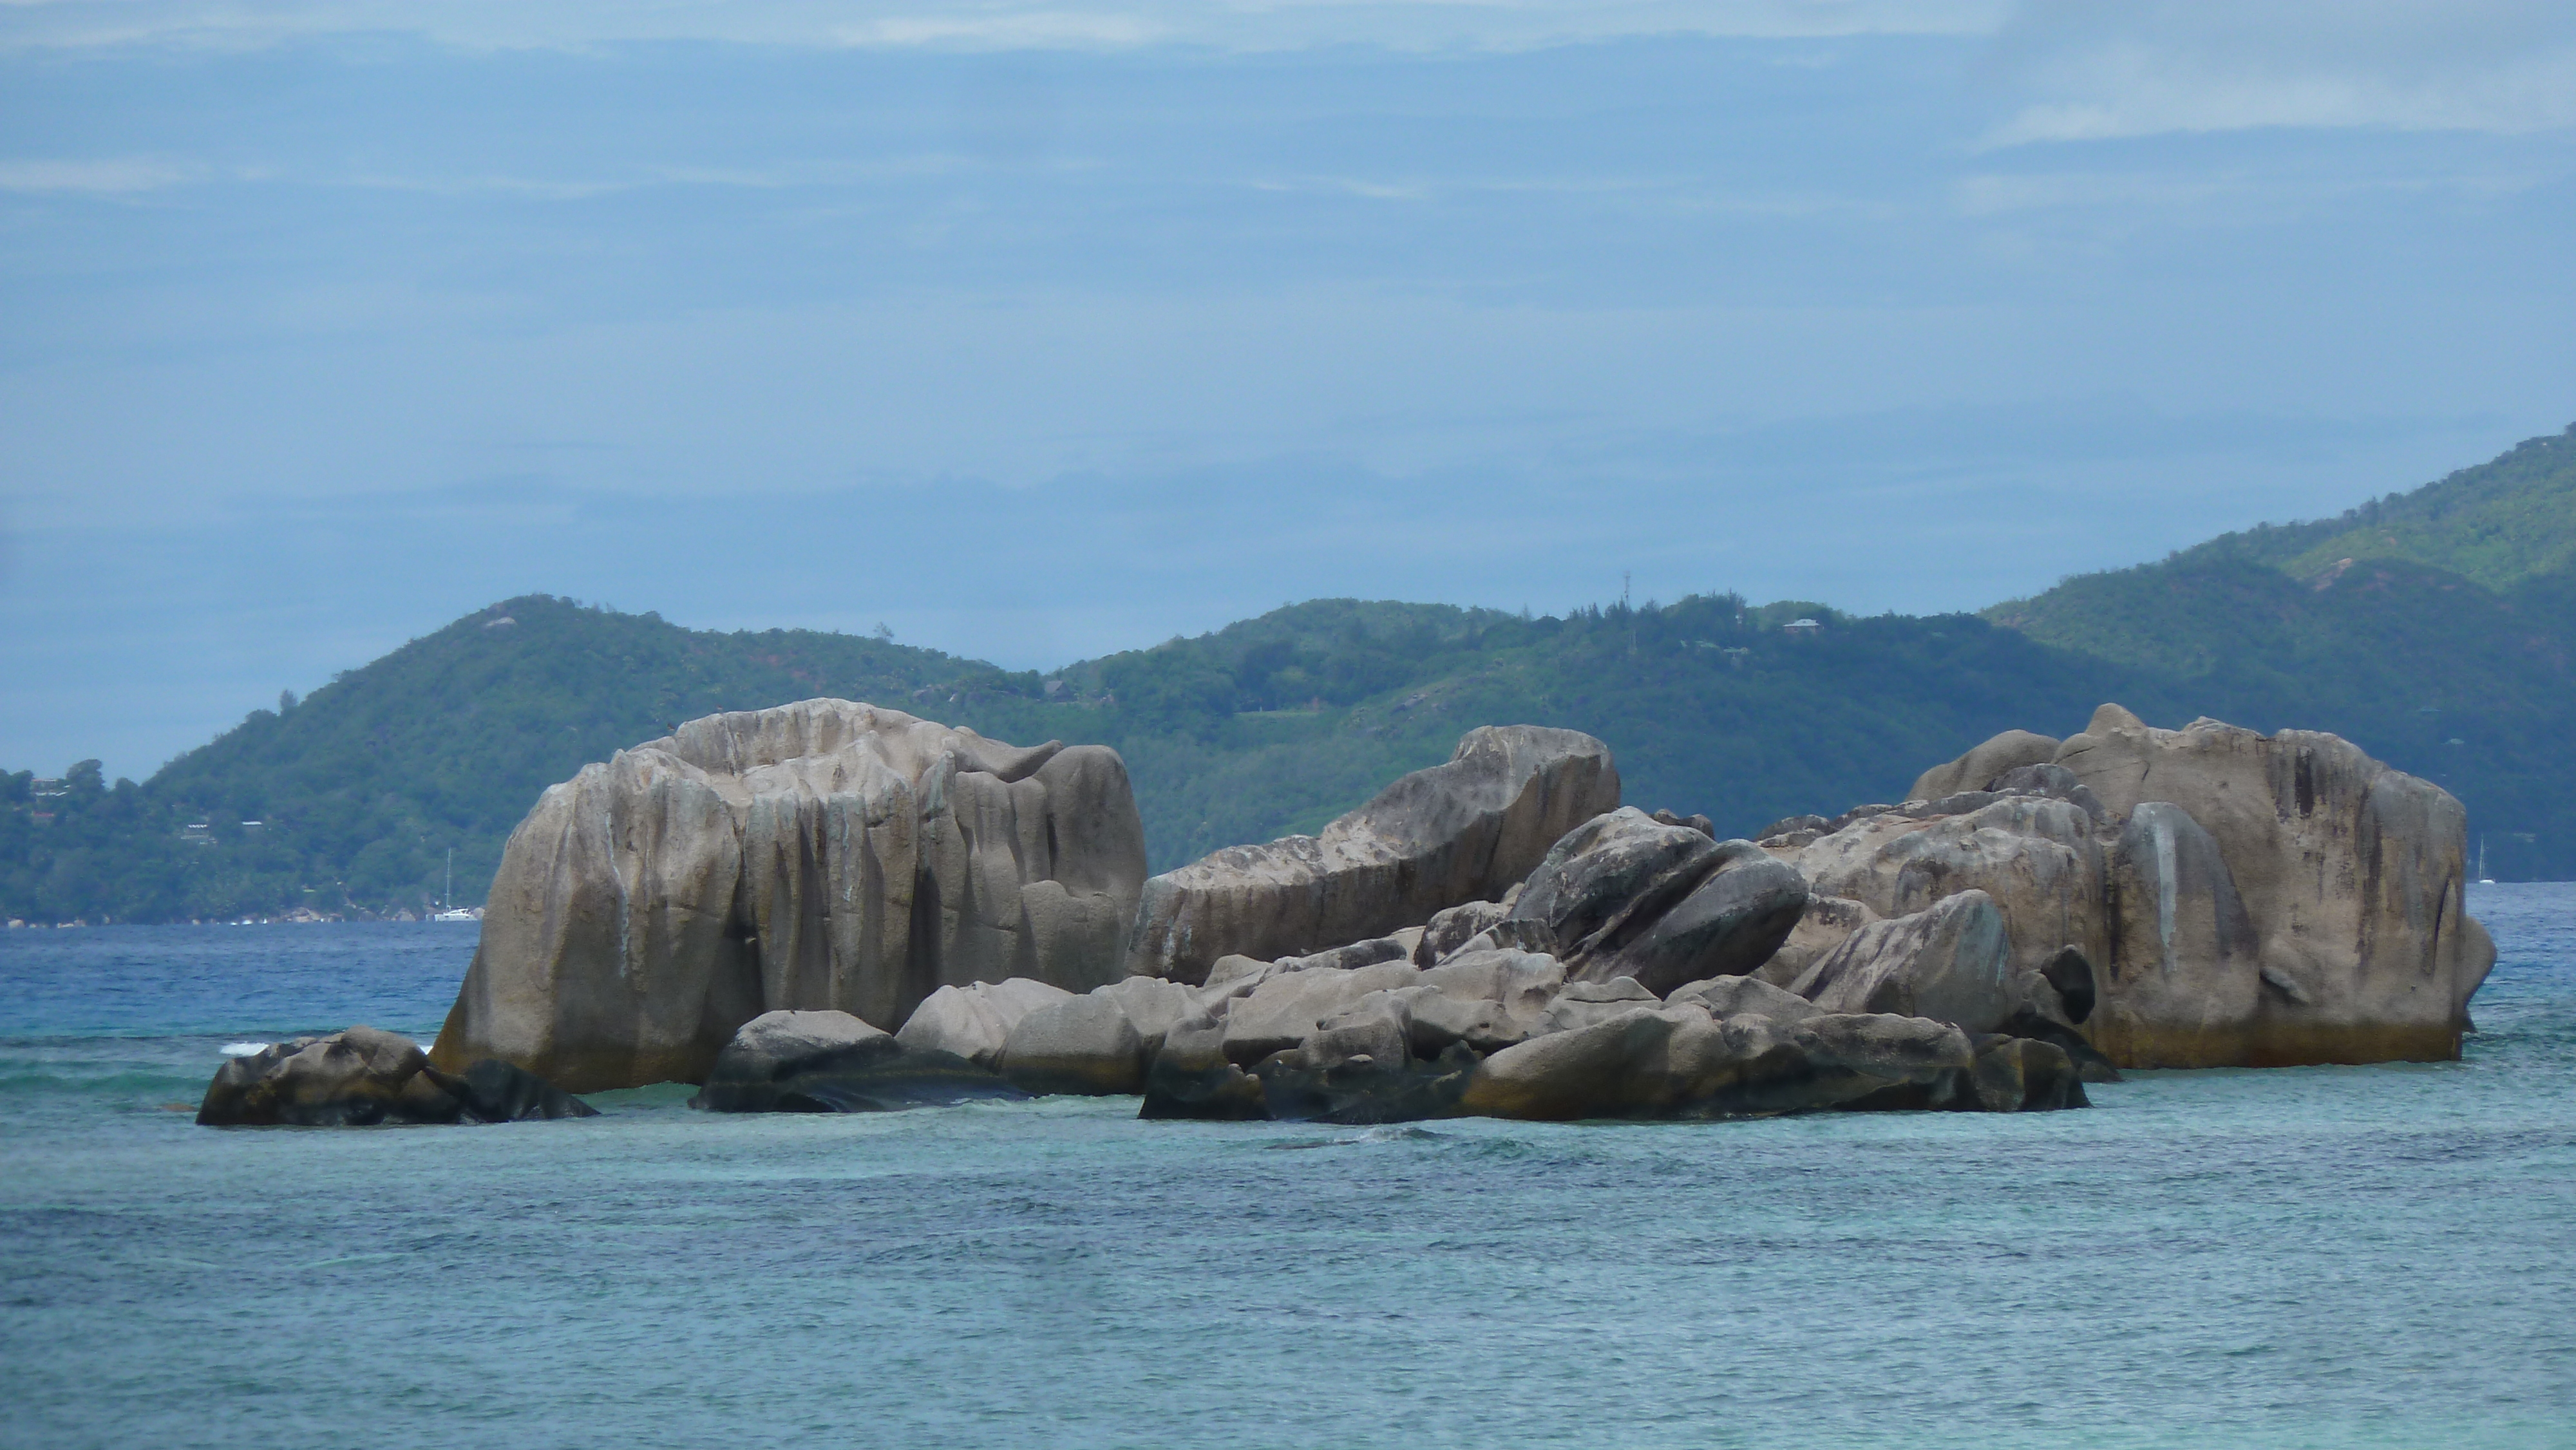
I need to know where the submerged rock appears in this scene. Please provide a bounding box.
[197,1026,595,1127]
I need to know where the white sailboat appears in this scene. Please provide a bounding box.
[433,848,481,921]
[2477,835,2496,886]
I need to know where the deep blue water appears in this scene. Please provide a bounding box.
[3,889,2572,1450]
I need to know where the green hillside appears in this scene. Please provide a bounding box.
[7,424,2573,923]
[2152,422,2576,590]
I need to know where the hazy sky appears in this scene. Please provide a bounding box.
[4,0,2571,778]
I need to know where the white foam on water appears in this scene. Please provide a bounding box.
[218,1042,269,1058]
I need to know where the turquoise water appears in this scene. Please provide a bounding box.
[3,888,2572,1449]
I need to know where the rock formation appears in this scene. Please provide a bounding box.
[1788,705,2494,1067]
[198,1026,594,1127]
[432,701,1149,1093]
[1125,725,1618,983]
[2056,705,2493,1066]
[414,687,2491,1129]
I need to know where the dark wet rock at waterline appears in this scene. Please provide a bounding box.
[690,1009,1027,1113]
[196,1026,596,1127]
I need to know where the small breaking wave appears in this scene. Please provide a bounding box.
[220,1042,269,1058]
[1264,1124,1447,1151]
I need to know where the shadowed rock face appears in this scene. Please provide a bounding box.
[432,700,1148,1093]
[1126,725,1620,984]
[1511,808,1808,995]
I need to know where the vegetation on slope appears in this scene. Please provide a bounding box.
[6,424,2572,923]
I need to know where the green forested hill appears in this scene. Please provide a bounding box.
[7,425,2573,922]
[2128,422,2576,590]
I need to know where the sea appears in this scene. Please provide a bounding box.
[3,886,2571,1450]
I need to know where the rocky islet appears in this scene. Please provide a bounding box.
[204,697,2496,1128]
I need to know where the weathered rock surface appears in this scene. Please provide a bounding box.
[198,1026,595,1127]
[433,700,1148,1092]
[692,1008,1025,1113]
[1452,1006,1978,1122]
[2056,706,2494,1066]
[1414,898,1513,965]
[1126,725,1619,984]
[1537,977,1662,1034]
[1967,1035,2088,1113]
[1000,993,1150,1095]
[1750,894,1878,986]
[1667,974,1821,1023]
[1790,796,2108,981]
[1511,808,1809,995]
[1222,960,1423,1065]
[1908,729,2061,802]
[893,978,1075,1069]
[1788,890,2020,1033]
[1139,1015,1269,1120]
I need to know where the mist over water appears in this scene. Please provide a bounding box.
[3,889,2572,1449]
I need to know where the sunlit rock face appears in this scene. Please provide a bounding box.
[431,700,1147,1093]
[2054,706,2493,1068]
[1125,725,1620,985]
[1850,706,2495,1069]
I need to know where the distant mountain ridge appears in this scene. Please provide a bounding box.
[5,422,2571,922]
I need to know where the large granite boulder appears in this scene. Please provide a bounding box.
[1510,808,1808,995]
[1787,890,2020,1033]
[1000,994,1149,1095]
[1908,729,2060,802]
[431,701,1149,1092]
[1220,959,1424,1064]
[1789,795,2108,981]
[198,1026,594,1127]
[1452,1004,1979,1122]
[1126,725,1619,984]
[2056,706,2494,1066]
[1848,706,2496,1068]
[895,978,1075,1069]
[1751,895,1878,986]
[692,1008,1025,1113]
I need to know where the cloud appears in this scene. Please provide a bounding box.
[0,157,193,193]
[0,0,2007,54]
[1985,0,2576,142]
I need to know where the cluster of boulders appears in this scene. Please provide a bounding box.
[663,789,2098,1124]
[209,695,2496,1128]
[1761,704,2492,1068]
